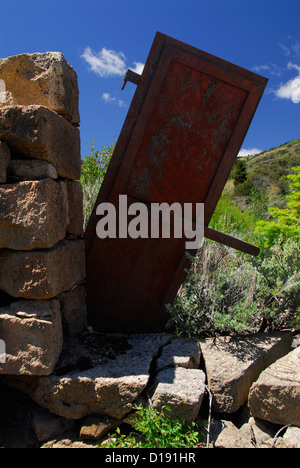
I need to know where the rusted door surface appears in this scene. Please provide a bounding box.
[85,32,268,333]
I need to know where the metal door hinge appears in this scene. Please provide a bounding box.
[121,69,141,90]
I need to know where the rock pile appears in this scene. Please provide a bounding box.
[0,51,299,449]
[0,52,87,377]
[1,331,299,448]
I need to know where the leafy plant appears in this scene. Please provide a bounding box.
[167,237,300,337]
[255,166,300,245]
[233,158,248,186]
[80,139,115,228]
[103,406,202,448]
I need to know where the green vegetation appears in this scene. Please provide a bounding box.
[233,158,248,186]
[81,138,299,449]
[255,166,300,245]
[80,139,115,228]
[102,406,203,448]
[168,139,300,336]
[81,138,300,336]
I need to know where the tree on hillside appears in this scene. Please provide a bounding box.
[233,158,248,186]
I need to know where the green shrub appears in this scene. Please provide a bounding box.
[255,166,300,245]
[210,194,257,240]
[103,406,202,449]
[234,178,255,197]
[80,139,115,229]
[167,237,300,337]
[246,186,269,219]
[233,158,247,186]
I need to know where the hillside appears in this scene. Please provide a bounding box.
[224,138,300,210]
[242,138,300,203]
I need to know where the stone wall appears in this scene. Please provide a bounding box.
[0,52,87,376]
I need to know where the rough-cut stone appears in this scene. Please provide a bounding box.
[282,427,300,449]
[32,407,76,443]
[0,239,85,299]
[59,285,87,337]
[0,52,80,124]
[0,179,68,250]
[8,159,58,180]
[155,337,201,372]
[60,180,84,237]
[41,439,98,449]
[214,421,255,449]
[248,417,278,448]
[3,334,172,420]
[0,141,11,183]
[200,332,293,413]
[248,346,300,427]
[80,416,120,441]
[0,105,81,180]
[151,367,206,424]
[0,299,62,375]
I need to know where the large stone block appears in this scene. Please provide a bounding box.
[60,180,84,238]
[151,367,206,424]
[0,179,68,250]
[249,347,300,427]
[200,332,293,413]
[0,299,63,375]
[0,105,81,180]
[2,334,172,420]
[0,141,11,183]
[58,285,87,337]
[0,52,80,125]
[8,159,58,181]
[0,239,85,299]
[155,337,201,372]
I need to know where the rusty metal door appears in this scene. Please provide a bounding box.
[85,32,268,333]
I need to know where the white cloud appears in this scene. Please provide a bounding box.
[238,148,262,157]
[82,46,145,79]
[279,43,291,57]
[130,61,145,75]
[278,41,300,59]
[252,63,282,77]
[275,63,300,104]
[252,64,270,73]
[82,47,127,77]
[102,92,116,103]
[102,92,127,108]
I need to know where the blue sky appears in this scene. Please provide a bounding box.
[0,0,299,159]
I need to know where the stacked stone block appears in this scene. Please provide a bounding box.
[0,52,87,376]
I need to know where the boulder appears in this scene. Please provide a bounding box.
[0,105,81,180]
[32,407,76,443]
[0,179,68,250]
[214,421,255,449]
[248,417,279,448]
[200,332,293,413]
[8,159,58,180]
[0,52,80,125]
[58,285,87,337]
[79,416,120,441]
[0,141,10,183]
[4,334,172,420]
[151,367,206,424]
[60,180,84,238]
[0,299,62,375]
[155,337,201,371]
[248,346,300,427]
[0,239,86,299]
[282,427,300,449]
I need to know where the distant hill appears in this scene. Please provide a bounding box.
[245,138,300,195]
[227,138,300,208]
